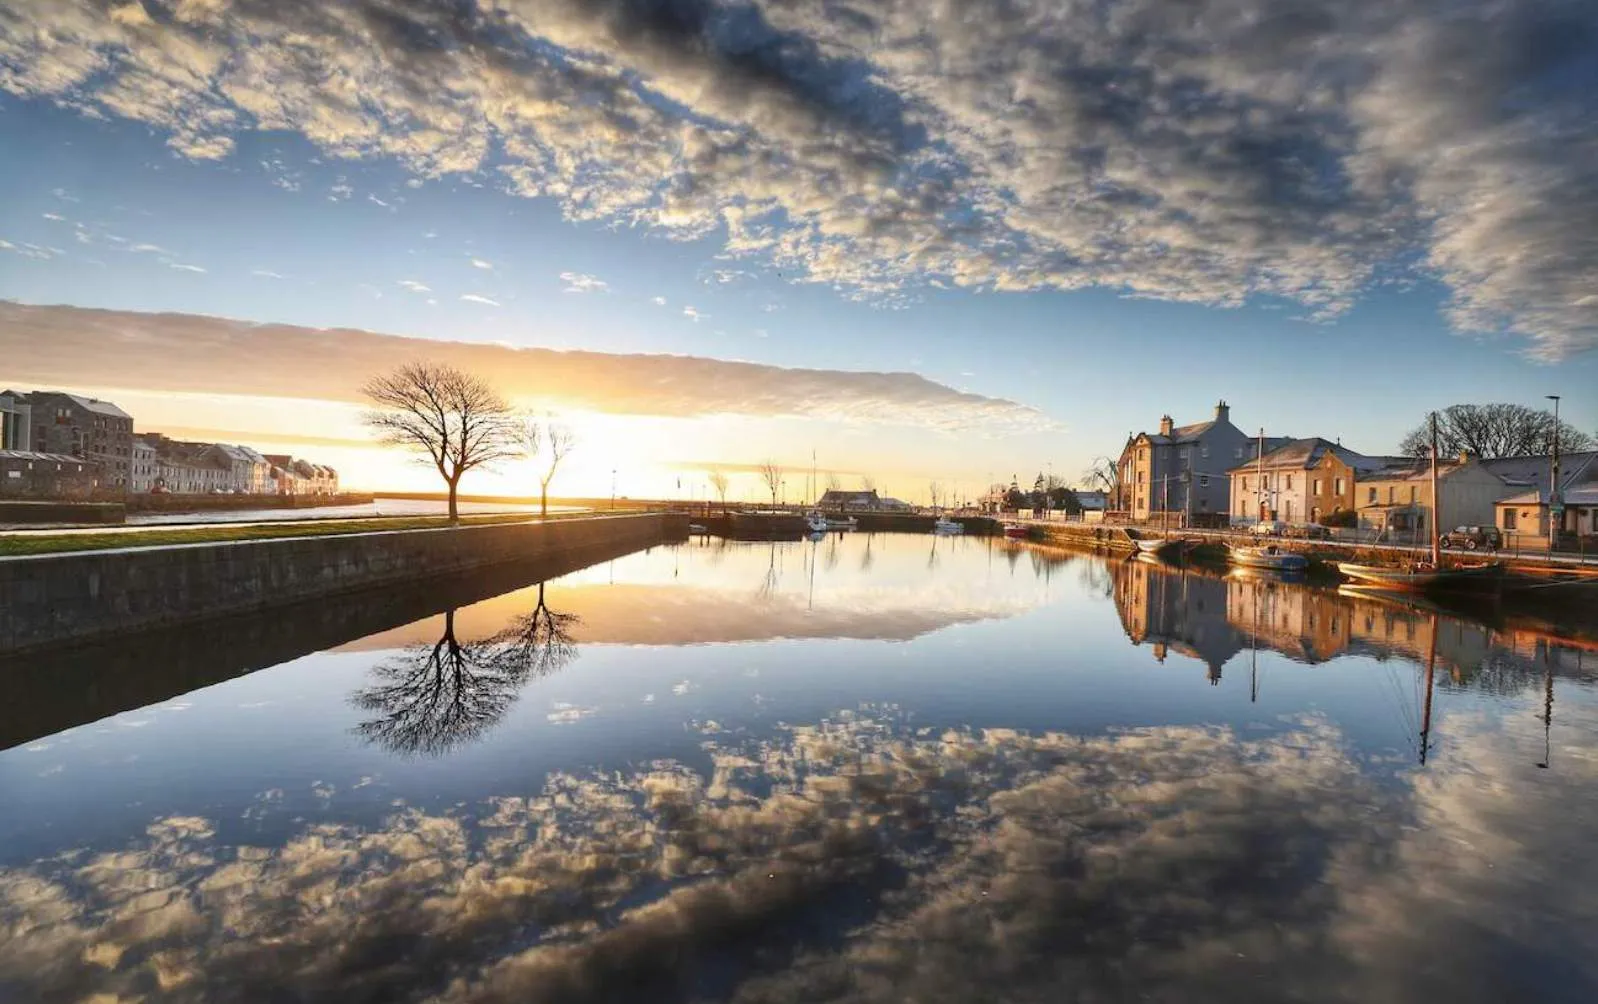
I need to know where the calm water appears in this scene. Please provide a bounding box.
[4,533,1597,1003]
[122,497,572,525]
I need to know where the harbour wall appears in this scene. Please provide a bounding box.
[0,512,685,655]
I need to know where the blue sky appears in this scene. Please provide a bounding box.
[1,0,1594,499]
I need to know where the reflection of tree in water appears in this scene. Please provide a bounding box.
[352,583,579,756]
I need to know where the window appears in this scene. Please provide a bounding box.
[1242,476,1250,492]
[1387,486,1396,503]
[1368,487,1377,503]
[1179,448,1189,461]
[1504,509,1517,530]
[1199,474,1209,487]
[1262,474,1270,489]
[1286,475,1294,491]
[1312,478,1321,495]
[1200,445,1209,458]
[1335,477,1346,495]
[1235,446,1245,459]
[1408,486,1417,503]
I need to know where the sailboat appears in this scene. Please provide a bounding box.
[1334,413,1502,593]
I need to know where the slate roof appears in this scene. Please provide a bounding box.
[1223,437,1391,476]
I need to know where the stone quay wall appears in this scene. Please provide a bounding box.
[0,513,684,654]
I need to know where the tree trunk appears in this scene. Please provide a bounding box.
[541,485,549,517]
[447,474,461,523]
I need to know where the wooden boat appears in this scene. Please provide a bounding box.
[1229,544,1308,572]
[1127,529,1192,557]
[1003,523,1029,539]
[1334,560,1503,592]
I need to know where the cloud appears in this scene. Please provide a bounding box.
[166,262,206,273]
[559,271,607,294]
[250,268,285,279]
[459,293,500,307]
[0,302,1054,432]
[0,239,56,260]
[367,193,390,208]
[650,296,667,306]
[397,279,431,293]
[2,1,1594,356]
[3,709,1590,1004]
[681,305,705,322]
[127,243,165,254]
[470,258,493,271]
[40,212,65,222]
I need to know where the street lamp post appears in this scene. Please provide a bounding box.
[610,468,617,511]
[1548,395,1562,549]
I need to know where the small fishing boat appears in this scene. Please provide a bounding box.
[1229,543,1309,572]
[1127,529,1192,557]
[932,516,964,534]
[804,511,830,534]
[1334,560,1502,591]
[1003,523,1029,539]
[825,515,859,531]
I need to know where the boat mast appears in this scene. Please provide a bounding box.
[1257,427,1266,522]
[1419,613,1437,765]
[1429,411,1442,568]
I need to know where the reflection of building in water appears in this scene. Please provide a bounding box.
[1112,559,1243,683]
[1116,559,1598,698]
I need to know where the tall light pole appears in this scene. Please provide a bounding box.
[1548,395,1562,549]
[610,468,617,511]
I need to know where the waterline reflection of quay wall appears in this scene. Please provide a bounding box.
[0,533,665,752]
[1111,559,1598,690]
[0,512,685,654]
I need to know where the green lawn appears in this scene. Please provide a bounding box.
[0,510,620,557]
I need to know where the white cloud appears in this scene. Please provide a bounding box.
[651,296,667,306]
[4,0,1593,355]
[166,262,206,273]
[49,188,78,203]
[470,258,493,270]
[251,268,285,279]
[397,279,430,292]
[0,238,57,260]
[682,305,705,322]
[41,212,65,222]
[460,293,500,307]
[128,243,165,254]
[559,271,607,293]
[367,193,390,208]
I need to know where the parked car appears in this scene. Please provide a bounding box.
[1439,525,1502,550]
[1250,520,1286,536]
[1286,523,1331,540]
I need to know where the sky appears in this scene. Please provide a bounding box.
[1,0,1595,502]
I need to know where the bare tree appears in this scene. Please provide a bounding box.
[1082,456,1124,509]
[929,480,942,510]
[1399,403,1594,459]
[362,362,519,521]
[826,473,842,494]
[708,470,730,510]
[759,460,783,507]
[520,415,577,516]
[351,586,579,756]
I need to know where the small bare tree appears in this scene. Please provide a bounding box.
[929,480,942,510]
[362,362,519,521]
[1082,456,1124,510]
[826,473,842,494]
[759,460,783,507]
[519,415,577,517]
[708,470,730,510]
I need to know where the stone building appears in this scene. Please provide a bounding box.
[10,390,134,490]
[1115,401,1265,521]
[0,450,98,498]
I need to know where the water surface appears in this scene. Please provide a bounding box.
[3,533,1596,1003]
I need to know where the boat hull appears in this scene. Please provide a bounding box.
[1335,561,1503,592]
[1230,547,1309,572]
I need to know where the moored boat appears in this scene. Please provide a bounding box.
[1003,523,1029,539]
[932,516,964,534]
[1334,560,1503,592]
[825,515,858,530]
[1229,544,1309,572]
[804,511,830,533]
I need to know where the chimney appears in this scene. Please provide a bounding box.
[1215,399,1230,424]
[1458,450,1476,464]
[1159,414,1174,436]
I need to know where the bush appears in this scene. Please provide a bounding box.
[1319,508,1358,528]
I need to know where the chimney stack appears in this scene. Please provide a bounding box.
[1159,414,1174,436]
[1215,399,1230,424]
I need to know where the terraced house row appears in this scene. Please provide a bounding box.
[1115,402,1597,547]
[0,387,337,499]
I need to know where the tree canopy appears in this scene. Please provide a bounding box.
[1399,403,1593,459]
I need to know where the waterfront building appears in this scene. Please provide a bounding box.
[0,450,98,498]
[1492,451,1598,543]
[1116,401,1270,521]
[1353,453,1508,539]
[9,390,133,490]
[1225,438,1400,525]
[0,392,32,451]
[130,438,157,493]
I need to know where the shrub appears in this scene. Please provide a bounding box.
[1319,508,1358,528]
